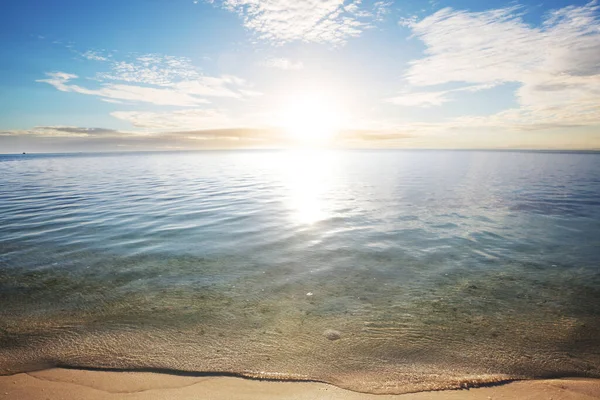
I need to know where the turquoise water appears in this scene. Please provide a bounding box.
[0,150,599,393]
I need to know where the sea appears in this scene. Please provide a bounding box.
[0,149,599,393]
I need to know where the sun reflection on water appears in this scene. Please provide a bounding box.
[281,149,336,225]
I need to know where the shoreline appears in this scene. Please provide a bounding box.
[1,368,599,399]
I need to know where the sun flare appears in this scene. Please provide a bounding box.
[277,93,343,146]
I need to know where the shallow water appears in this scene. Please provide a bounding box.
[1,150,599,393]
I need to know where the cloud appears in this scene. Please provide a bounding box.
[213,0,389,44]
[3,122,597,151]
[386,83,499,107]
[2,123,416,151]
[399,1,600,126]
[97,54,199,86]
[37,72,209,106]
[40,126,119,135]
[373,1,392,21]
[172,76,253,98]
[238,89,263,97]
[38,53,259,106]
[386,90,450,107]
[79,50,109,61]
[164,128,281,142]
[261,57,304,70]
[111,109,233,130]
[336,129,414,146]
[0,126,121,137]
[0,125,288,153]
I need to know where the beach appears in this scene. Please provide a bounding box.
[1,369,599,399]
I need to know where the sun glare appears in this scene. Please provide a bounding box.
[277,93,343,146]
[280,149,335,225]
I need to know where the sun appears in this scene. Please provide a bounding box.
[277,92,343,146]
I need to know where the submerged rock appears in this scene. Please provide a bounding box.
[323,329,341,341]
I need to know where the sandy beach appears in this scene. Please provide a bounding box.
[0,369,599,400]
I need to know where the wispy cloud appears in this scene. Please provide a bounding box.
[261,57,304,70]
[97,54,199,86]
[100,98,124,104]
[172,76,256,98]
[38,53,260,106]
[386,83,499,107]
[212,0,390,44]
[397,1,600,127]
[37,72,210,106]
[79,50,109,61]
[1,123,415,150]
[371,1,393,22]
[0,126,121,137]
[111,109,233,130]
[0,125,286,152]
[386,90,449,107]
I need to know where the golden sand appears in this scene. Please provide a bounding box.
[1,368,599,400]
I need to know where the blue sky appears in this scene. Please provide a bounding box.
[1,0,599,152]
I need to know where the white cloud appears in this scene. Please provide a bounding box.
[386,90,449,107]
[261,57,304,70]
[38,53,260,106]
[373,1,393,21]
[97,54,199,86]
[80,50,109,61]
[386,83,499,107]
[111,109,233,130]
[37,72,209,107]
[398,2,600,126]
[0,126,121,138]
[0,126,286,152]
[100,98,124,104]
[405,5,535,86]
[172,76,251,98]
[238,89,263,97]
[214,0,386,44]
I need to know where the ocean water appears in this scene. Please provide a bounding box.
[0,150,599,393]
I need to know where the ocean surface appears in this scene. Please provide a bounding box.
[0,150,599,393]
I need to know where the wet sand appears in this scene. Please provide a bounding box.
[1,369,599,400]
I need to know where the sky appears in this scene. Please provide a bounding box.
[1,0,599,152]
